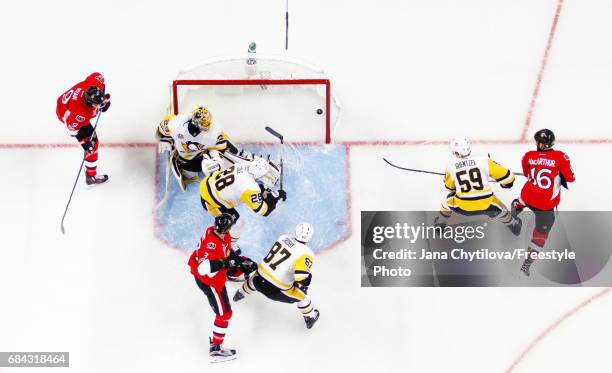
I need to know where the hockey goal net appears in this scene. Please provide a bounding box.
[171,54,341,144]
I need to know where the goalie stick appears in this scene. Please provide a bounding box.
[60,113,102,234]
[265,126,284,189]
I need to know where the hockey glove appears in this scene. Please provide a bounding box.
[560,173,568,189]
[223,249,245,270]
[222,256,243,270]
[100,94,111,112]
[263,188,287,202]
[239,258,257,275]
[500,180,514,189]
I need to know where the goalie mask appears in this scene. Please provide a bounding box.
[450,137,471,158]
[191,106,213,132]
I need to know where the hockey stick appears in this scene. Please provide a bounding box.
[60,113,102,234]
[384,157,526,177]
[154,151,172,211]
[383,158,444,176]
[265,126,284,189]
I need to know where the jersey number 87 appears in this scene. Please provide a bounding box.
[263,242,292,270]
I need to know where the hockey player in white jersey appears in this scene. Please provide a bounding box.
[200,157,286,250]
[233,223,320,329]
[436,137,522,235]
[157,106,253,191]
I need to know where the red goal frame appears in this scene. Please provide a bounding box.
[172,79,332,144]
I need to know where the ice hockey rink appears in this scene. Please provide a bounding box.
[2,0,612,372]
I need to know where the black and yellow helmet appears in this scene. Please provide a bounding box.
[191,106,213,131]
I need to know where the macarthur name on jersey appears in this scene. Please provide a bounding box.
[444,155,514,211]
[258,235,315,290]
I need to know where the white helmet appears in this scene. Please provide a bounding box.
[450,137,471,158]
[249,157,280,188]
[294,222,314,243]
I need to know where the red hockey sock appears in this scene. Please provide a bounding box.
[531,229,549,248]
[84,138,99,177]
[211,312,232,345]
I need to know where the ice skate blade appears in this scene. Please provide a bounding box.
[209,353,237,363]
[85,180,109,190]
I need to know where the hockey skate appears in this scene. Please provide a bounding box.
[520,257,535,277]
[511,199,523,219]
[507,217,522,236]
[209,340,237,363]
[85,174,109,186]
[304,309,320,329]
[232,289,245,302]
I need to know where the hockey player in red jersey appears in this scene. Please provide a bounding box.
[512,129,575,276]
[187,213,256,363]
[56,72,111,185]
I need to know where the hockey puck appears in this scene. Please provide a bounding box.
[316,108,323,115]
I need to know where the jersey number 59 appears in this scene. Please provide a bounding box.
[455,168,484,193]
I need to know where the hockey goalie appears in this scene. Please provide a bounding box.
[156,105,254,191]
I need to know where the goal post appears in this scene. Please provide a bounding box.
[170,54,340,144]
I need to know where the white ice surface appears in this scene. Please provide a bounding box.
[1,0,611,372]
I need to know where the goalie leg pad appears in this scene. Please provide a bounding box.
[170,151,187,191]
